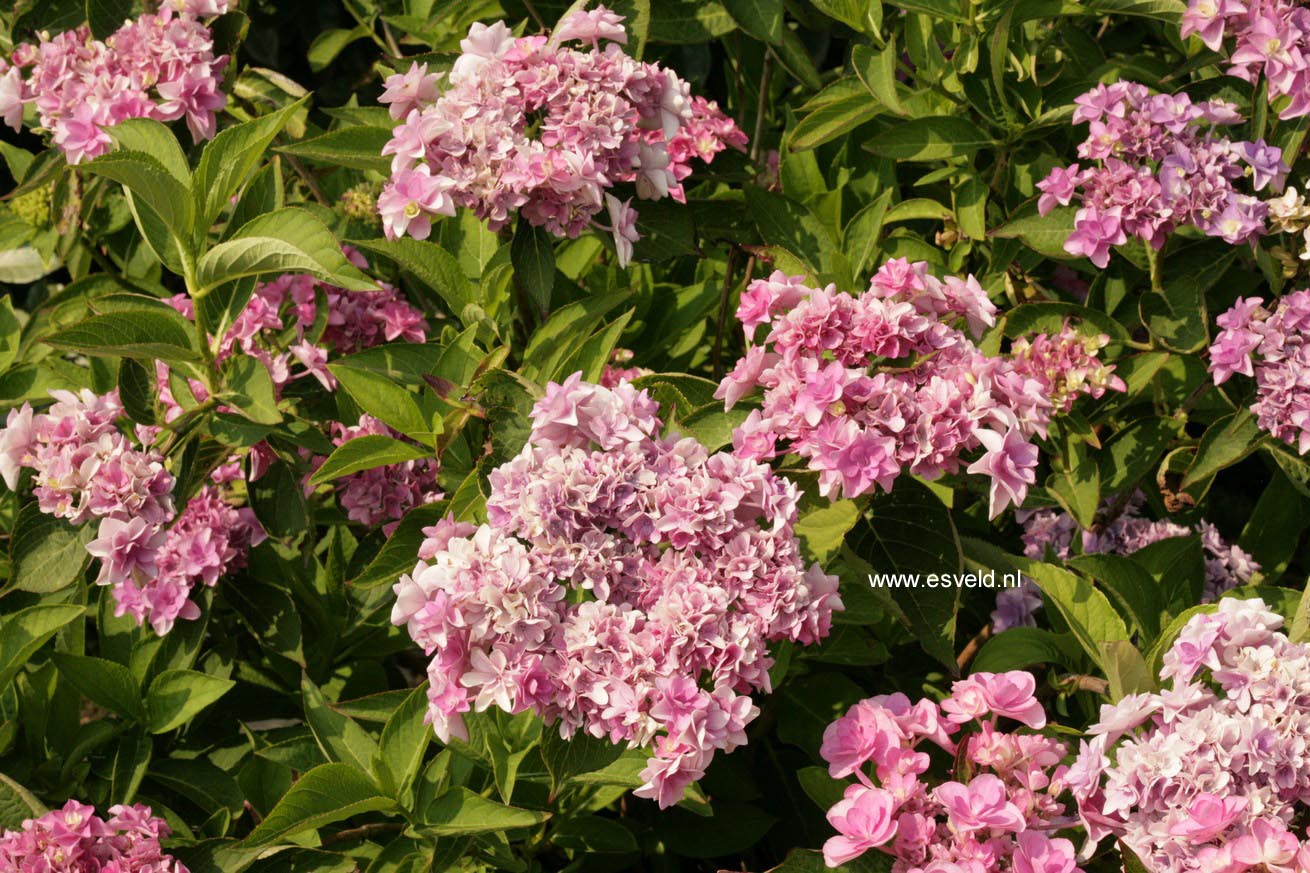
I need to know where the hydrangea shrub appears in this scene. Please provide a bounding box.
[0,0,1308,870]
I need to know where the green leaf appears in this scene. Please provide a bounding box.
[1068,553,1163,640]
[854,478,964,670]
[790,94,882,151]
[9,502,94,594]
[810,0,880,33]
[374,682,432,801]
[14,0,85,40]
[329,361,434,442]
[105,118,190,181]
[1084,0,1184,21]
[42,306,201,365]
[971,628,1082,673]
[51,653,144,722]
[193,100,306,234]
[0,295,23,374]
[647,0,736,42]
[197,208,374,296]
[0,603,84,691]
[278,126,393,173]
[1241,468,1310,580]
[886,0,968,21]
[349,503,448,589]
[82,150,192,247]
[744,185,835,273]
[511,219,556,317]
[0,774,47,831]
[990,205,1076,259]
[540,730,625,796]
[248,458,311,540]
[302,676,380,774]
[722,0,783,42]
[1015,559,1130,672]
[86,0,136,40]
[309,435,430,487]
[794,500,860,565]
[420,787,550,836]
[244,764,394,847]
[1182,409,1264,489]
[852,41,904,115]
[220,356,282,425]
[109,729,152,804]
[1100,639,1156,700]
[521,292,628,383]
[145,669,235,734]
[864,117,993,161]
[550,816,638,854]
[306,26,369,72]
[481,709,541,804]
[348,238,476,317]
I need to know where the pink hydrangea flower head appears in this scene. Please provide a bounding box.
[375,7,745,258]
[0,800,186,873]
[1209,291,1310,454]
[817,683,1075,871]
[1070,598,1310,873]
[4,3,229,162]
[392,374,841,808]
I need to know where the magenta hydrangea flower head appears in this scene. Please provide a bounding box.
[1070,597,1310,873]
[817,674,1080,871]
[0,799,186,873]
[994,493,1259,631]
[375,5,746,266]
[390,374,841,808]
[716,261,1122,518]
[1039,81,1286,265]
[1209,290,1310,454]
[1182,0,1310,119]
[1,1,230,163]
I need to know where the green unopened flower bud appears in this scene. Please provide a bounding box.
[339,182,382,226]
[10,184,53,229]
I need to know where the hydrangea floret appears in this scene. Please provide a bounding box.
[0,799,186,873]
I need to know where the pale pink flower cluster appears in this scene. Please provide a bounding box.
[1182,0,1310,119]
[310,415,441,533]
[0,390,262,634]
[1037,82,1286,267]
[375,6,745,265]
[993,494,1260,631]
[818,671,1081,873]
[0,3,230,163]
[0,800,186,873]
[390,374,841,808]
[161,248,426,414]
[1210,290,1310,454]
[716,261,1123,518]
[1069,598,1310,873]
